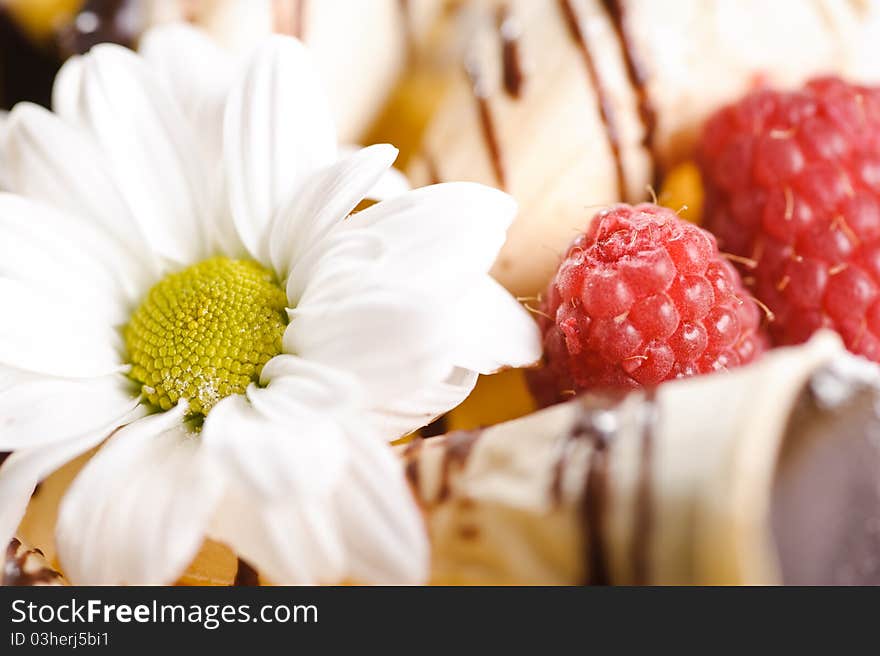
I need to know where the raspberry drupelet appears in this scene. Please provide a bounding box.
[699,77,880,359]
[529,204,765,404]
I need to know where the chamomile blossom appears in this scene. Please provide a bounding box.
[0,26,540,585]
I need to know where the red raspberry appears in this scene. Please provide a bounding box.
[699,77,880,359]
[529,204,765,403]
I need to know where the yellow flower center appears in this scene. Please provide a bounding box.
[124,257,288,416]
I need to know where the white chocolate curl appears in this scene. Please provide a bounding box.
[400,332,880,585]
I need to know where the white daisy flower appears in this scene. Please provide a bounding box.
[0,26,541,585]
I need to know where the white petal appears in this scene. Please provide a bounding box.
[0,407,145,554]
[366,163,411,201]
[57,403,222,585]
[337,144,410,201]
[285,289,450,406]
[257,353,364,410]
[370,368,478,439]
[337,182,517,299]
[0,374,139,450]
[269,144,397,280]
[0,194,147,322]
[3,105,159,294]
[223,35,336,261]
[0,365,29,394]
[0,278,124,378]
[331,432,429,584]
[209,481,346,585]
[52,55,84,122]
[140,24,233,133]
[453,276,542,374]
[71,44,208,265]
[202,389,347,502]
[209,424,428,585]
[286,225,385,306]
[140,25,244,257]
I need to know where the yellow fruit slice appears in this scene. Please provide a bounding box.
[658,161,704,224]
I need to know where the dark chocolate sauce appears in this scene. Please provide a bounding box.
[419,414,449,438]
[496,5,525,98]
[233,558,260,586]
[558,0,626,199]
[550,392,627,585]
[3,538,64,586]
[601,0,659,184]
[57,0,143,58]
[403,437,425,492]
[437,430,479,502]
[464,58,507,189]
[0,452,9,468]
[629,387,657,584]
[583,433,611,585]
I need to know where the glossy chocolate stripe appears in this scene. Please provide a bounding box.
[465,59,507,189]
[558,0,626,199]
[437,430,479,502]
[419,414,449,438]
[601,0,659,183]
[403,436,425,492]
[497,4,525,98]
[584,439,610,585]
[555,394,625,585]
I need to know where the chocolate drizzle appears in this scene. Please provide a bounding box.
[601,0,659,184]
[273,0,308,40]
[3,539,64,586]
[419,415,449,438]
[558,0,626,199]
[437,430,479,502]
[233,558,260,586]
[629,388,657,584]
[497,5,525,98]
[465,58,507,189]
[576,403,618,586]
[550,393,624,585]
[403,437,425,492]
